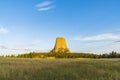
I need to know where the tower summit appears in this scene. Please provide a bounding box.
[51,37,70,53]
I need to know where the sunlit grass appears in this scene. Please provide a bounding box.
[0,58,120,80]
[46,57,55,59]
[76,58,91,60]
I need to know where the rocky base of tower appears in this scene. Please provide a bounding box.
[51,48,70,53]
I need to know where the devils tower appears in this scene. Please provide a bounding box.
[51,37,70,53]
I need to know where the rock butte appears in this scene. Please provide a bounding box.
[51,37,70,53]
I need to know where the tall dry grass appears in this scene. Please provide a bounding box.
[0,58,120,80]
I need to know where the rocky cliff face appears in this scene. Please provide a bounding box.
[51,37,70,53]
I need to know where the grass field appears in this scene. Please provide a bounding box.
[0,58,120,80]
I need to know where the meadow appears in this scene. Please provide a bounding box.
[0,58,120,80]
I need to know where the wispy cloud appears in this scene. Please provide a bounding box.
[116,29,120,32]
[36,1,55,11]
[0,45,8,49]
[37,6,54,11]
[36,1,53,7]
[0,45,32,52]
[73,33,120,41]
[114,40,120,43]
[0,27,9,34]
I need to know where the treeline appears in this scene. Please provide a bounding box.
[1,51,120,58]
[100,51,120,58]
[17,52,99,58]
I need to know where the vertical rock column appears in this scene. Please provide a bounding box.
[51,37,70,53]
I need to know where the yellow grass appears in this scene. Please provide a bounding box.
[76,58,91,60]
[46,57,55,59]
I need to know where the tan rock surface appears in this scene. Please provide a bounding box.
[51,37,70,53]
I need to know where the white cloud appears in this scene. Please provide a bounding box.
[37,6,54,11]
[36,1,54,11]
[73,33,120,41]
[71,33,120,53]
[0,27,9,34]
[36,1,52,7]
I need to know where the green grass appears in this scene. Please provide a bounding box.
[0,58,120,80]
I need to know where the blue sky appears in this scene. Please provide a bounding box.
[0,0,120,55]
